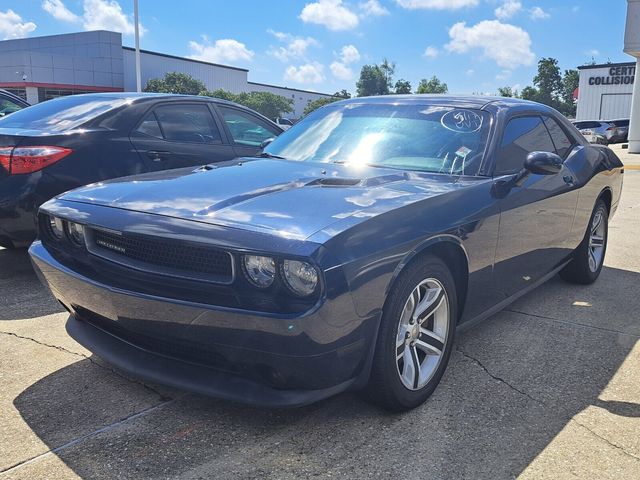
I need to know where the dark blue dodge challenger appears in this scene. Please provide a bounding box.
[30,96,623,411]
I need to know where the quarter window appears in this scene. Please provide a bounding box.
[495,116,555,175]
[543,117,573,158]
[152,104,221,143]
[219,107,280,147]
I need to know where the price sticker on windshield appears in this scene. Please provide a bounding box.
[441,110,483,133]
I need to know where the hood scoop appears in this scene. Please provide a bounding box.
[305,177,362,187]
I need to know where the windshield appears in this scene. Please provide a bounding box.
[264,103,491,175]
[0,95,133,132]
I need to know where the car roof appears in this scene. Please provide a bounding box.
[59,91,244,108]
[336,94,547,110]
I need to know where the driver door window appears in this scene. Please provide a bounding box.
[218,107,280,147]
[0,97,24,117]
[495,116,555,175]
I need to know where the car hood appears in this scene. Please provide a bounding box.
[60,158,476,240]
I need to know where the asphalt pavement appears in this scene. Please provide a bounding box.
[1,172,639,479]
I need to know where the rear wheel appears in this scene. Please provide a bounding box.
[560,198,608,284]
[366,255,457,411]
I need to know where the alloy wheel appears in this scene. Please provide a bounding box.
[395,278,450,391]
[588,209,606,272]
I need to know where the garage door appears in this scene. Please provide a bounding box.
[599,93,632,120]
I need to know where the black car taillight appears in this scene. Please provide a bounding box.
[0,146,73,175]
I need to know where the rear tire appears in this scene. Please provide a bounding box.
[560,198,608,284]
[365,255,457,412]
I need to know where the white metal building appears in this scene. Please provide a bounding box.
[0,30,333,119]
[575,62,636,121]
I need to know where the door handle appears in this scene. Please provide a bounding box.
[146,150,171,161]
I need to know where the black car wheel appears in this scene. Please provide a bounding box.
[366,255,457,411]
[560,198,608,284]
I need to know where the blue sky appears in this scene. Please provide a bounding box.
[1,1,632,95]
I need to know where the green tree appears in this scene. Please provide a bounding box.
[533,57,563,108]
[394,79,412,94]
[334,89,351,99]
[380,58,396,88]
[356,64,390,96]
[203,88,237,102]
[497,86,513,97]
[303,96,343,115]
[201,90,293,119]
[560,69,579,117]
[143,72,207,95]
[519,86,539,101]
[416,76,448,94]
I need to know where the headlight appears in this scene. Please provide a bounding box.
[66,221,85,246]
[48,215,64,239]
[242,255,276,288]
[282,260,318,297]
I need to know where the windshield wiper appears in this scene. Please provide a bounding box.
[258,152,286,160]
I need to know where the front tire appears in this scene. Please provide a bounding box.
[560,198,608,284]
[365,255,457,411]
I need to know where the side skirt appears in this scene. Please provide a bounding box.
[457,259,571,333]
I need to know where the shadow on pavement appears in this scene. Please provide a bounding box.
[11,266,640,479]
[0,247,63,320]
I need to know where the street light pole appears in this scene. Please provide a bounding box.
[134,0,141,92]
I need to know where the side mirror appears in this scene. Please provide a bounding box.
[524,151,563,175]
[260,138,275,149]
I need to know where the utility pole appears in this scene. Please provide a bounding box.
[134,0,141,92]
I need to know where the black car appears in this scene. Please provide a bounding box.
[30,96,623,411]
[0,93,282,248]
[0,89,29,117]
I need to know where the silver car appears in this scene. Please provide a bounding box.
[573,120,616,145]
[607,119,629,143]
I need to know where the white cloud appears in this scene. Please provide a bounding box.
[423,46,439,58]
[359,0,390,16]
[446,20,535,68]
[0,9,36,39]
[394,0,479,10]
[267,30,319,62]
[340,44,360,63]
[41,0,144,35]
[496,69,512,81]
[530,6,549,20]
[466,69,475,76]
[285,62,325,84]
[330,61,353,80]
[82,0,144,36]
[494,1,521,20]
[585,49,599,57]
[330,45,360,80]
[300,0,359,30]
[42,0,79,23]
[188,37,254,64]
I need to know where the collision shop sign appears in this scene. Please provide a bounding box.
[588,65,636,86]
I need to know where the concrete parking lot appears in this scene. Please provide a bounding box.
[1,172,639,479]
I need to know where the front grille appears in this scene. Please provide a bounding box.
[89,228,233,283]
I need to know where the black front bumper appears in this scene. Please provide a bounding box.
[66,316,355,407]
[30,242,378,407]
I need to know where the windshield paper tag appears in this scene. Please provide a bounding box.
[441,110,483,133]
[456,146,472,158]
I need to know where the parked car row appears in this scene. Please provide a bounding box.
[572,119,630,145]
[0,93,282,248]
[17,93,623,410]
